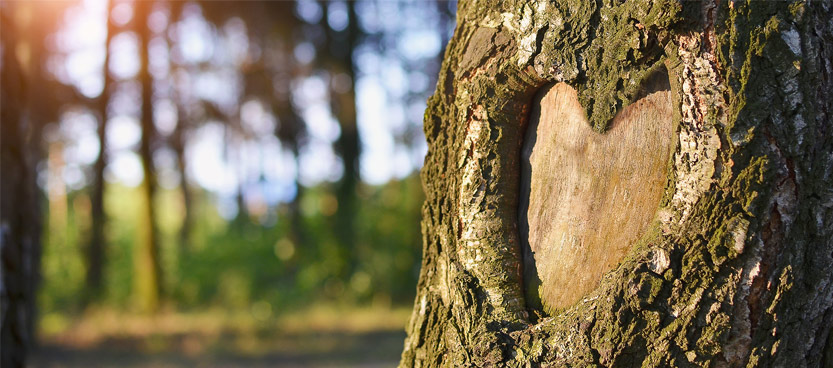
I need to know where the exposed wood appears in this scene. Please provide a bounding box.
[520,75,674,312]
[402,0,833,366]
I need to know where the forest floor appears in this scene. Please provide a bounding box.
[30,305,410,367]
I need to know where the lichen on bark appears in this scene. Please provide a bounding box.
[401,0,833,366]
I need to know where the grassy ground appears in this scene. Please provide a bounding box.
[30,305,411,367]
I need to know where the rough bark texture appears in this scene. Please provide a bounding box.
[401,0,833,366]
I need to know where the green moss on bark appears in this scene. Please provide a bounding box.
[401,0,833,366]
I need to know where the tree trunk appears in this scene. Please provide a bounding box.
[134,0,163,313]
[401,1,833,366]
[321,0,362,278]
[168,5,193,256]
[86,0,117,301]
[274,102,307,254]
[0,7,41,366]
[172,119,192,254]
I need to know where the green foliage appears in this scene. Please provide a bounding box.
[38,175,424,319]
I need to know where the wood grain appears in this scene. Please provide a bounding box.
[520,77,674,313]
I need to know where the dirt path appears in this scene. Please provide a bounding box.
[31,330,404,367]
[30,307,409,367]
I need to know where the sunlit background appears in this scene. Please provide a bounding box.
[1,0,456,366]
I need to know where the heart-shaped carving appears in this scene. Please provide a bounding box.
[520,75,674,313]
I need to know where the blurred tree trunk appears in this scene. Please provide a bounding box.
[168,4,192,256]
[171,118,192,254]
[86,0,116,301]
[321,0,361,279]
[0,7,42,366]
[274,102,307,252]
[401,1,833,366]
[134,0,163,313]
[270,3,307,258]
[289,148,306,248]
[233,148,250,227]
[0,2,68,363]
[46,142,68,269]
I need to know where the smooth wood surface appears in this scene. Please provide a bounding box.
[520,78,674,312]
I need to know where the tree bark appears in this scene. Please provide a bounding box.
[401,0,833,366]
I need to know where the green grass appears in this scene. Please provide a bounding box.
[39,174,424,320]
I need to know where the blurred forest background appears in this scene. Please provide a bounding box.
[1,0,455,366]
